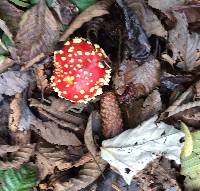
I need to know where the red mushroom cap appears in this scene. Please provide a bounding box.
[51,37,111,103]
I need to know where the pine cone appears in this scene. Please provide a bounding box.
[100,92,123,138]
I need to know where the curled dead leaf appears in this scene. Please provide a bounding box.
[60,0,115,41]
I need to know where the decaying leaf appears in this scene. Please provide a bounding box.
[35,65,48,92]
[30,119,82,146]
[52,155,107,191]
[60,0,115,41]
[0,145,20,157]
[15,0,59,64]
[148,0,185,11]
[116,0,151,60]
[29,98,85,131]
[9,93,34,133]
[168,12,200,71]
[0,144,35,170]
[134,158,181,190]
[100,92,123,138]
[125,0,167,37]
[0,0,23,32]
[114,57,160,99]
[50,0,79,25]
[84,111,99,156]
[181,128,200,190]
[101,116,184,185]
[0,56,14,74]
[0,71,33,96]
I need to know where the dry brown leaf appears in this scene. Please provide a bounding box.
[52,155,107,191]
[0,145,20,157]
[100,92,123,139]
[15,0,59,64]
[50,0,79,25]
[30,119,82,146]
[125,0,167,37]
[135,158,181,190]
[0,57,14,74]
[84,111,99,156]
[9,93,33,144]
[29,98,84,131]
[195,80,200,98]
[36,146,71,179]
[0,0,23,33]
[60,0,115,41]
[169,12,200,71]
[114,57,160,98]
[0,71,32,96]
[159,86,194,120]
[140,89,162,120]
[0,144,35,170]
[35,65,48,92]
[148,0,185,11]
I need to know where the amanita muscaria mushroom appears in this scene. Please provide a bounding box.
[51,37,111,103]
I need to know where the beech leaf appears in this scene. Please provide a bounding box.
[101,116,184,185]
[15,0,59,64]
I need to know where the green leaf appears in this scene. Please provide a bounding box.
[9,0,30,7]
[2,34,12,47]
[181,126,200,191]
[0,165,37,191]
[46,0,54,7]
[30,0,40,5]
[70,0,97,11]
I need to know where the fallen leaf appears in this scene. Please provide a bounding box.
[0,56,14,74]
[0,19,14,44]
[181,126,200,190]
[0,0,23,33]
[168,12,200,71]
[114,57,160,98]
[0,145,20,157]
[36,145,86,179]
[52,155,107,191]
[116,0,151,60]
[60,0,114,41]
[134,158,181,190]
[15,0,59,64]
[101,116,184,185]
[0,71,33,96]
[70,0,97,12]
[0,144,35,170]
[35,65,48,92]
[148,0,185,11]
[50,0,79,25]
[9,92,34,143]
[125,0,167,37]
[100,92,123,138]
[29,98,84,131]
[30,119,82,146]
[84,111,99,156]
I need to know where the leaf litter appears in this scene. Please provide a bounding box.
[0,0,200,190]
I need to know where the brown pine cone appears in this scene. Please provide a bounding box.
[100,92,123,138]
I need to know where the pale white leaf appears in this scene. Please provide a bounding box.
[101,116,184,185]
